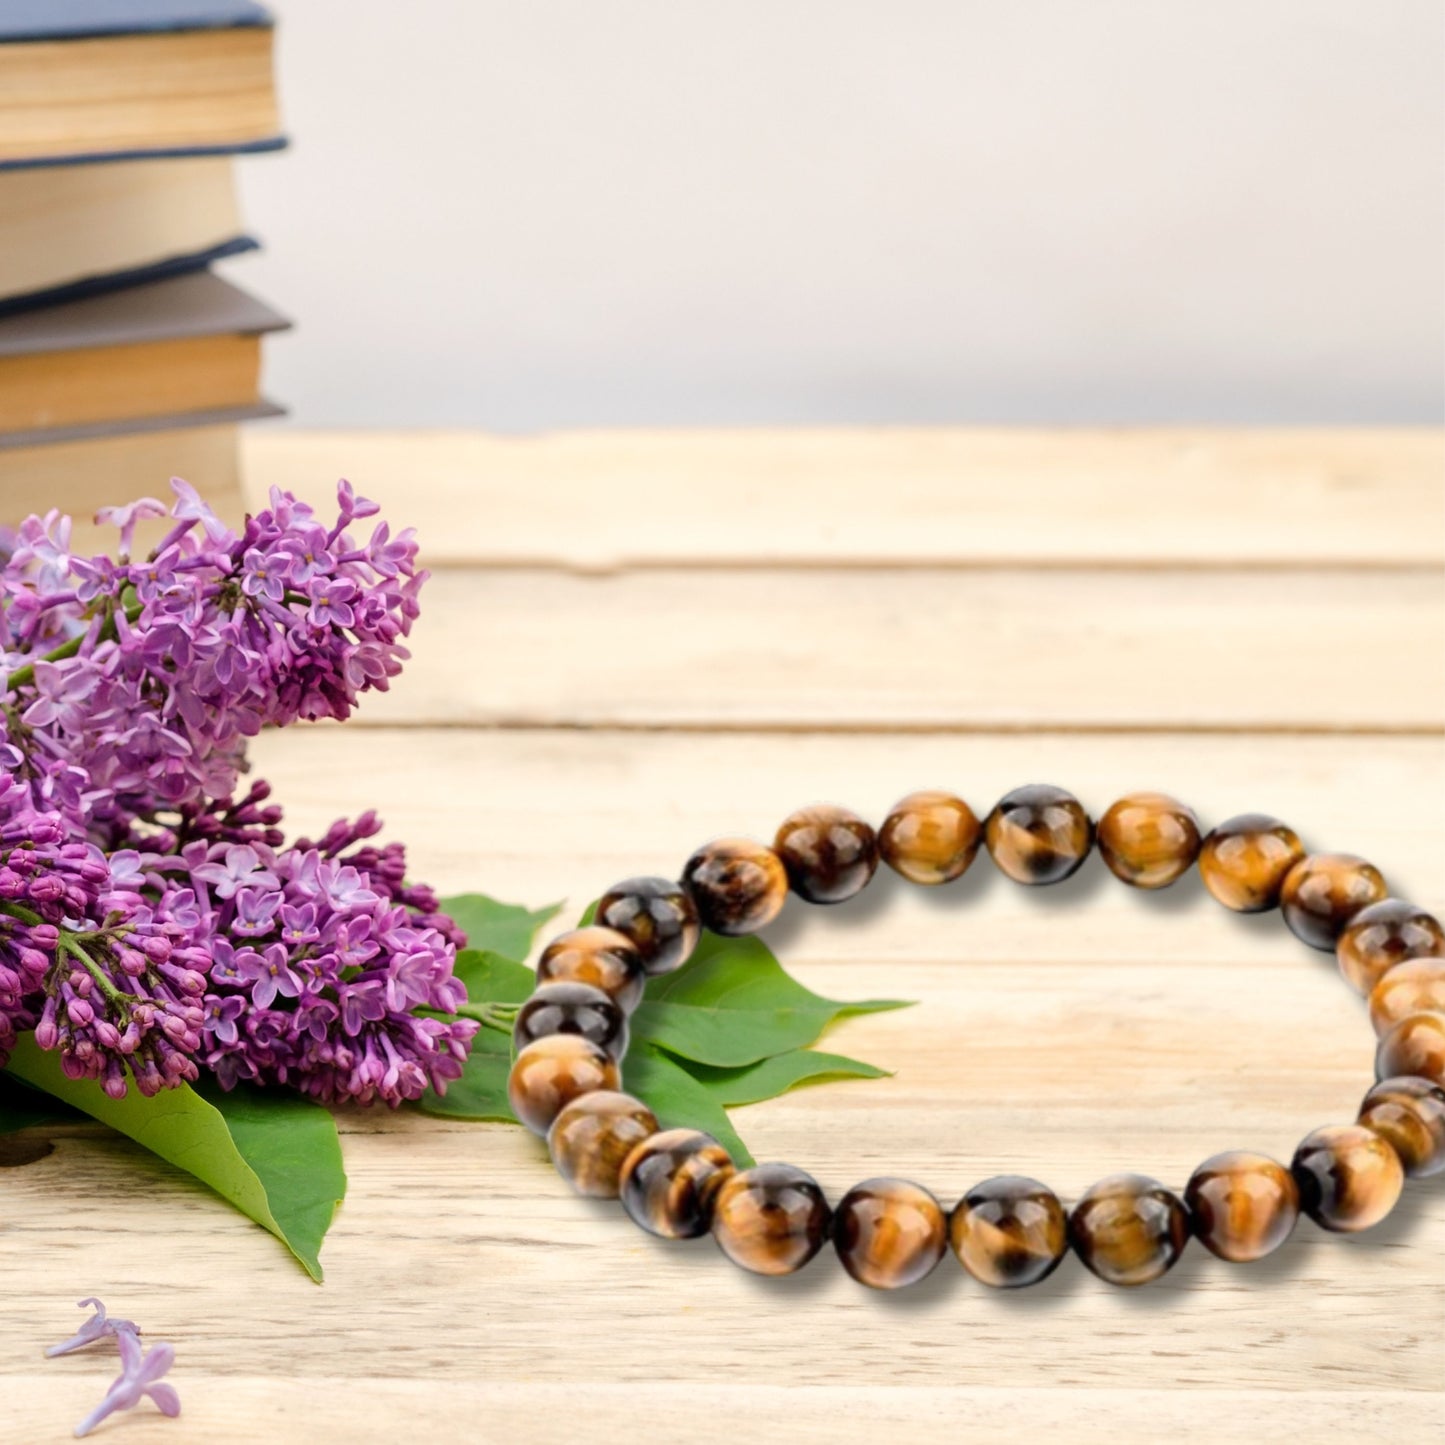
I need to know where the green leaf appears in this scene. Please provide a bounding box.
[0,1071,82,1136]
[681,1048,889,1106]
[632,930,909,1066]
[452,949,535,1005]
[4,1036,346,1282]
[625,1045,755,1167]
[440,894,561,961]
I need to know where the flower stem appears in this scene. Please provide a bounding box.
[57,934,130,1007]
[456,1001,520,1035]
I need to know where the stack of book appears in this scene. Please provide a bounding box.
[0,0,288,533]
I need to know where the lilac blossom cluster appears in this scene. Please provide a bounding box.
[2,478,419,839]
[0,480,475,1105]
[179,811,473,1105]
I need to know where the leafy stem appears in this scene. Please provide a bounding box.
[57,934,132,1009]
[456,1001,520,1035]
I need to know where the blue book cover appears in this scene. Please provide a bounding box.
[0,2,273,43]
[0,234,260,317]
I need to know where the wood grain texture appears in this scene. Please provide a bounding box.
[3,429,1443,1445]
[339,568,1445,731]
[243,428,1445,567]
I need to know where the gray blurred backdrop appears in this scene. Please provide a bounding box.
[227,1,1445,428]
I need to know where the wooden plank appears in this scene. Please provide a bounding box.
[11,1379,1444,1444]
[243,428,1445,569]
[342,567,1445,730]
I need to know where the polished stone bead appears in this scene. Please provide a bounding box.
[1375,1010,1445,1088]
[1368,957,1445,1036]
[1357,1076,1445,1178]
[619,1128,735,1238]
[547,1091,658,1199]
[1096,791,1201,890]
[948,1175,1068,1288]
[1291,1123,1403,1232]
[1197,813,1304,912]
[1337,898,1445,996]
[1068,1173,1189,1286]
[878,789,982,886]
[513,982,628,1060]
[594,877,700,976]
[985,783,1093,886]
[506,1034,619,1137]
[774,804,879,904]
[711,1162,831,1275]
[833,1178,947,1290]
[1280,852,1387,951]
[681,838,789,935]
[535,927,647,1013]
[1184,1151,1299,1262]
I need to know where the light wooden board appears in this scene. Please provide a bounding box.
[3,430,1443,1445]
[350,567,1445,730]
[245,428,1445,568]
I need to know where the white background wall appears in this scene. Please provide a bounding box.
[228,1,1445,428]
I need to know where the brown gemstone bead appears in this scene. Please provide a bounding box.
[506,1034,619,1137]
[1280,852,1387,952]
[547,1091,658,1199]
[1198,813,1304,912]
[1358,1077,1445,1178]
[878,789,982,886]
[536,927,647,1013]
[985,784,1093,886]
[948,1175,1068,1288]
[513,982,628,1060]
[1068,1173,1189,1286]
[1291,1123,1403,1232]
[619,1128,735,1238]
[681,838,789,935]
[1368,957,1445,1036]
[1337,899,1445,996]
[711,1162,831,1276]
[1096,791,1201,890]
[832,1178,947,1290]
[594,878,700,976]
[1184,1151,1299,1263]
[774,804,879,905]
[1375,1010,1445,1088]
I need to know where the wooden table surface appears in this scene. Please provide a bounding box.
[5,429,1444,1443]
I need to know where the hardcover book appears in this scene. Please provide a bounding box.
[0,270,289,443]
[0,156,257,315]
[0,0,284,169]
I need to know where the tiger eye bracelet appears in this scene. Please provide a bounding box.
[506,785,1445,1290]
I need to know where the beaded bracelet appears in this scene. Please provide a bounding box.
[506,786,1445,1290]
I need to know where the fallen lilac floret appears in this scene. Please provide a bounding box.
[73,1327,179,1438]
[44,1298,140,1358]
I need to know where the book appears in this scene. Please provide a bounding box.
[0,412,263,554]
[0,1,283,169]
[0,270,289,441]
[0,156,257,315]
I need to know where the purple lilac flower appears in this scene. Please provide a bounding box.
[1,483,475,1104]
[73,1325,180,1437]
[3,477,424,844]
[188,823,476,1107]
[45,1298,141,1358]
